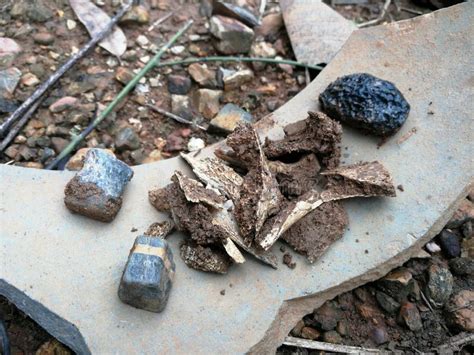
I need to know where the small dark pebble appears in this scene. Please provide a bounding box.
[397,184,404,192]
[438,229,461,259]
[0,98,19,113]
[448,257,474,276]
[167,74,192,95]
[131,227,138,232]
[283,253,296,269]
[220,289,226,295]
[319,73,410,136]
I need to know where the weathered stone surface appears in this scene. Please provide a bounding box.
[223,69,254,91]
[398,301,423,331]
[118,235,175,312]
[209,103,253,134]
[448,257,474,276]
[0,68,22,96]
[209,15,254,54]
[0,38,22,69]
[445,290,474,331]
[376,267,414,303]
[195,89,222,119]
[49,97,78,113]
[375,291,400,314]
[115,127,140,151]
[171,94,193,120]
[66,148,115,171]
[319,73,410,136]
[0,6,472,354]
[167,74,191,95]
[33,32,55,45]
[64,149,133,222]
[425,263,454,307]
[188,63,218,88]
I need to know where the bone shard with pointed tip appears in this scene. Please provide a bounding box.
[257,161,396,250]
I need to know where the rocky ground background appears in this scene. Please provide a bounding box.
[1,0,471,353]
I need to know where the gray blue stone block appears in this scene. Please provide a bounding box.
[118,235,175,313]
[64,148,133,222]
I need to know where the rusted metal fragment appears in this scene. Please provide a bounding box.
[212,208,278,268]
[264,112,342,169]
[282,201,348,263]
[257,190,322,251]
[280,0,356,65]
[181,153,243,201]
[268,153,321,199]
[321,161,396,202]
[174,171,225,209]
[145,221,175,238]
[148,184,174,213]
[222,238,246,264]
[228,124,283,244]
[180,242,231,274]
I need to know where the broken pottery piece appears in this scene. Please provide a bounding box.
[180,242,231,274]
[228,124,283,244]
[118,234,175,313]
[181,153,243,202]
[212,208,278,268]
[258,161,395,250]
[64,149,133,222]
[319,73,410,136]
[264,112,342,169]
[282,201,348,263]
[268,153,321,199]
[174,171,225,209]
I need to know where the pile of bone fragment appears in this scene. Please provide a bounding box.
[149,111,397,274]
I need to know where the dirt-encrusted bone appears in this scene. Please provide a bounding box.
[148,184,174,213]
[181,153,243,202]
[268,153,321,199]
[320,161,396,201]
[258,161,395,250]
[264,111,342,168]
[212,208,278,268]
[145,220,175,238]
[227,124,283,244]
[174,171,225,209]
[180,242,232,274]
[282,201,348,263]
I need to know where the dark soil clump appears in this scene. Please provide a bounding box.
[180,242,231,274]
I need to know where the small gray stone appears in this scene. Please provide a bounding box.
[322,330,342,344]
[425,263,453,307]
[449,257,474,276]
[375,291,400,314]
[167,74,191,95]
[11,0,53,22]
[118,235,175,313]
[376,267,414,303]
[33,32,54,45]
[171,94,193,120]
[0,98,18,113]
[195,89,222,119]
[222,69,254,91]
[209,103,253,135]
[209,15,254,54]
[115,127,140,151]
[64,149,133,222]
[0,68,22,96]
[398,301,423,331]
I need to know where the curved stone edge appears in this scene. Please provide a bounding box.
[0,279,91,355]
[249,182,473,354]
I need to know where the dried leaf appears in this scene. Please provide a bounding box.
[69,0,127,57]
[181,153,243,202]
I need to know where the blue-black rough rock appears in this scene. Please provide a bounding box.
[64,149,133,222]
[118,235,175,313]
[319,73,410,136]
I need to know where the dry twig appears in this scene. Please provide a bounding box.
[146,104,206,131]
[283,336,380,353]
[358,0,391,28]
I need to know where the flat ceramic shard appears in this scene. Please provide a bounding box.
[229,124,283,244]
[1,5,472,354]
[212,208,278,268]
[174,170,225,209]
[280,0,356,65]
[180,153,243,202]
[320,161,396,202]
[264,111,342,169]
[282,201,349,263]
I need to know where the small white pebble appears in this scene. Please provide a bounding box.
[170,45,185,55]
[187,137,205,152]
[425,241,441,253]
[49,51,60,60]
[140,55,150,64]
[135,83,149,94]
[71,46,79,55]
[66,19,77,30]
[149,77,160,87]
[139,77,147,84]
[136,35,149,47]
[106,57,119,67]
[189,34,201,41]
